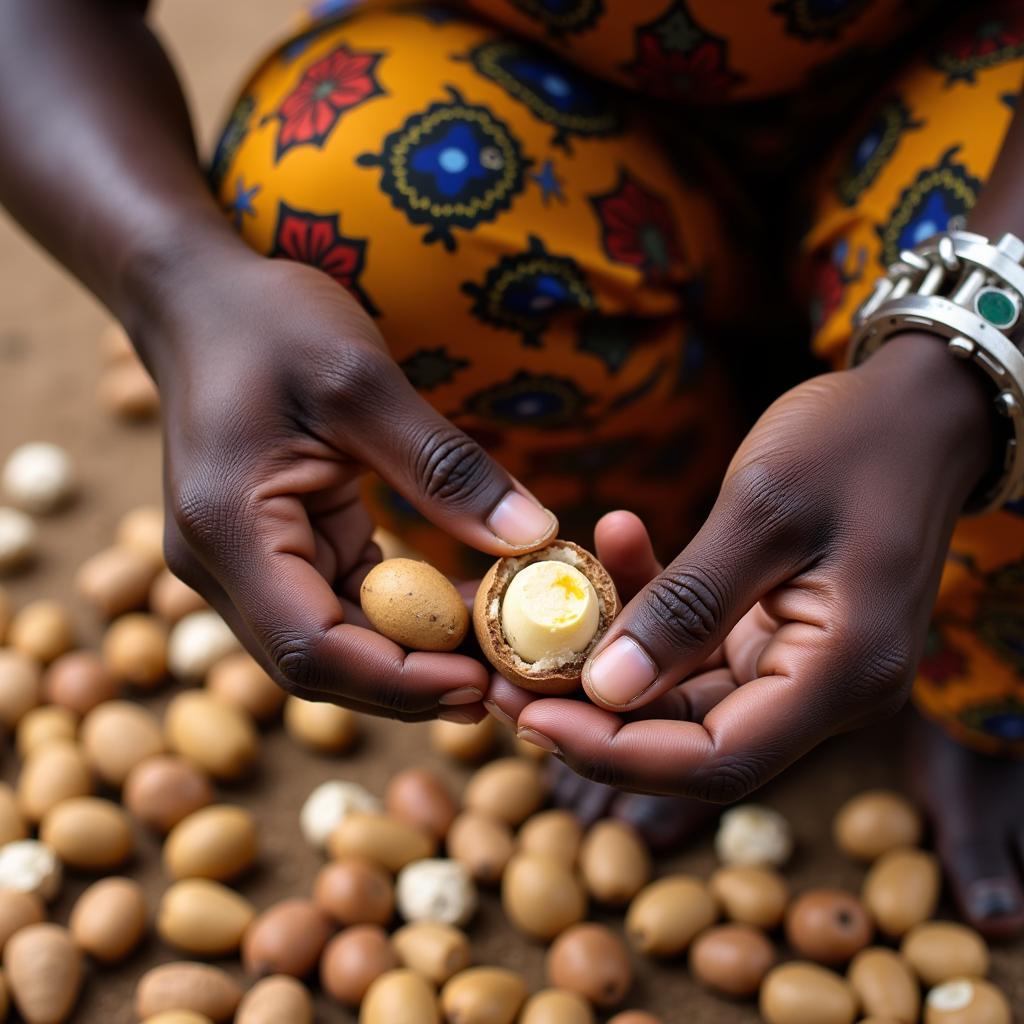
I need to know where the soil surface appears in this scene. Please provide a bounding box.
[0,2,1021,1020]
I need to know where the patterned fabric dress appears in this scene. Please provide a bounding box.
[210,0,1024,755]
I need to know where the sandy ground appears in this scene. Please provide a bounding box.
[0,2,1021,1021]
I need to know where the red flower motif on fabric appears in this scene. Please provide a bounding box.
[273,44,384,159]
[590,173,683,280]
[945,17,1024,61]
[628,34,740,101]
[270,203,378,315]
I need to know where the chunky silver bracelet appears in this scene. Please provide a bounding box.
[848,228,1024,515]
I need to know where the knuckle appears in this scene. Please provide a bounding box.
[722,463,820,548]
[643,569,724,651]
[570,756,623,791]
[266,631,327,695]
[308,343,393,418]
[690,756,763,804]
[413,426,500,508]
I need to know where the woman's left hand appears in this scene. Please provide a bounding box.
[488,333,998,801]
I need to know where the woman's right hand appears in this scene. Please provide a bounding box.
[140,248,558,720]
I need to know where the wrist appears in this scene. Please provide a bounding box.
[110,201,257,366]
[854,331,999,502]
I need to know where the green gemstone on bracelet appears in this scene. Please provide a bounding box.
[975,287,1020,329]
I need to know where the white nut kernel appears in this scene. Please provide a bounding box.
[300,780,380,850]
[715,804,793,868]
[396,858,477,927]
[1,442,74,513]
[0,839,62,900]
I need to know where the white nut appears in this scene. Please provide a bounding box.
[0,839,62,900]
[1,442,74,513]
[396,858,477,926]
[714,804,793,868]
[926,979,974,1012]
[0,507,38,574]
[300,780,380,849]
[167,610,240,680]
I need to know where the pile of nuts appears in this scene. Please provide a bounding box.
[0,434,1016,1023]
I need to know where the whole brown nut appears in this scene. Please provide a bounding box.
[4,923,83,1024]
[242,899,331,978]
[847,947,920,1023]
[165,691,259,781]
[157,880,255,957]
[80,699,165,787]
[785,889,873,966]
[319,924,397,1006]
[502,853,587,941]
[149,570,208,624]
[625,876,717,957]
[327,812,435,873]
[134,962,242,1022]
[430,716,496,763]
[391,922,471,986]
[0,889,45,955]
[386,768,456,840]
[69,876,147,964]
[205,653,285,723]
[102,613,168,688]
[360,969,438,1024]
[606,1015,663,1024]
[447,811,515,885]
[42,651,119,715]
[39,796,134,871]
[546,923,633,1008]
[15,705,77,758]
[8,600,74,664]
[862,848,940,936]
[124,755,214,833]
[163,805,258,882]
[709,865,790,930]
[441,967,528,1024]
[518,810,583,868]
[464,757,547,826]
[833,791,922,862]
[760,961,857,1024]
[579,820,650,906]
[235,975,313,1024]
[313,856,394,926]
[75,545,158,619]
[283,697,358,754]
[17,740,93,824]
[519,989,595,1024]
[689,923,776,998]
[900,922,990,986]
[0,649,41,729]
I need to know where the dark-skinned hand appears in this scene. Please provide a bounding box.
[488,334,997,801]
[145,250,557,721]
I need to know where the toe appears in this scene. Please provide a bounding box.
[939,833,1024,941]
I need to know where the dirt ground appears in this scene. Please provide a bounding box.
[0,2,1021,1021]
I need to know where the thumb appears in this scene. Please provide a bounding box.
[350,363,557,555]
[581,474,810,710]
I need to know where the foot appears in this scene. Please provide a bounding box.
[546,758,720,853]
[909,711,1024,940]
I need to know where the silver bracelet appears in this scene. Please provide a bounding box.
[848,228,1024,515]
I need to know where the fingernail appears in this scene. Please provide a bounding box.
[483,699,515,728]
[968,879,1022,919]
[517,727,560,755]
[439,686,484,706]
[438,707,480,724]
[487,492,557,547]
[584,635,659,707]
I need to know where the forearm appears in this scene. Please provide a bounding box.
[0,0,247,354]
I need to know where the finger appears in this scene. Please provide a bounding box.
[483,673,541,728]
[172,490,489,717]
[321,348,558,554]
[517,671,826,800]
[581,476,815,710]
[594,510,663,601]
